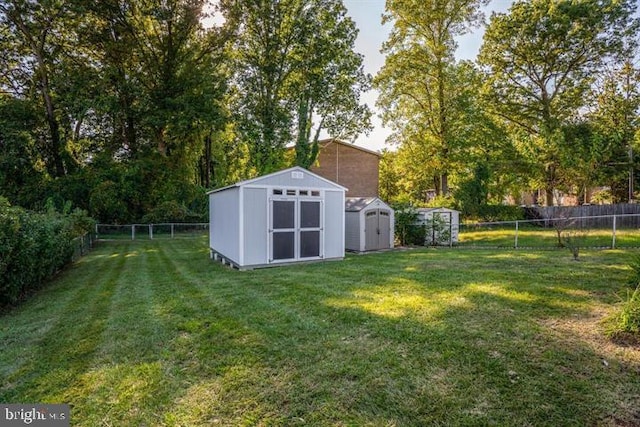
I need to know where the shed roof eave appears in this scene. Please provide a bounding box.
[206,166,347,195]
[416,207,460,213]
[344,196,394,212]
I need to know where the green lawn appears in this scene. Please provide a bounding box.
[459,225,640,248]
[1,239,639,426]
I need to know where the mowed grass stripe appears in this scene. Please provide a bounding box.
[0,242,129,403]
[156,242,334,424]
[65,241,197,426]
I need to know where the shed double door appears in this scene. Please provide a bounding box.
[364,209,391,251]
[270,198,322,262]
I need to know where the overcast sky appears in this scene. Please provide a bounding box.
[342,0,515,151]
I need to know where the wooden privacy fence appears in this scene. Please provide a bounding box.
[526,204,640,228]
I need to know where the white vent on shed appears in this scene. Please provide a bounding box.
[291,171,304,179]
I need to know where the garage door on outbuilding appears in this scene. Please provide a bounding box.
[208,167,346,269]
[345,197,394,252]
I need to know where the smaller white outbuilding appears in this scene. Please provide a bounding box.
[416,207,460,246]
[208,167,346,269]
[345,197,394,252]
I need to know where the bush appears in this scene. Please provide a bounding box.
[89,180,131,224]
[605,285,640,345]
[142,200,189,223]
[141,200,207,224]
[0,198,94,306]
[424,213,453,246]
[626,254,640,287]
[425,195,457,210]
[473,205,525,222]
[393,203,425,246]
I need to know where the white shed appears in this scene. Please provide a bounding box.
[345,197,394,252]
[208,167,346,269]
[416,207,460,246]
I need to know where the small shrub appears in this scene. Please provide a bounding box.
[475,205,525,222]
[626,254,640,287]
[605,285,640,345]
[424,213,453,246]
[561,227,588,260]
[392,203,425,246]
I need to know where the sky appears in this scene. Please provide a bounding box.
[341,0,516,152]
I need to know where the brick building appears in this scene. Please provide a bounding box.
[310,138,380,197]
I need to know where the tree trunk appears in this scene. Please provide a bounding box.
[441,173,449,197]
[433,175,441,196]
[124,110,137,153]
[202,133,212,187]
[9,8,65,176]
[157,127,167,156]
[42,87,65,176]
[437,56,449,197]
[544,159,558,206]
[545,187,554,206]
[118,69,137,154]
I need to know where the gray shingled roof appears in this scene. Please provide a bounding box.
[345,197,377,212]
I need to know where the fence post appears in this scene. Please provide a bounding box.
[132,225,135,240]
[149,224,153,240]
[171,223,175,239]
[515,221,519,249]
[612,215,617,249]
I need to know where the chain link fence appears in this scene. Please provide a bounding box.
[96,223,209,240]
[71,232,97,261]
[458,214,640,249]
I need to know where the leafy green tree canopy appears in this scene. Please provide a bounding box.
[375,0,489,196]
[223,0,371,174]
[478,0,639,205]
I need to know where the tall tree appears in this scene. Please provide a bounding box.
[0,0,234,221]
[0,0,72,177]
[0,96,45,206]
[224,0,371,175]
[478,0,639,206]
[375,0,488,196]
[289,0,371,169]
[589,61,640,202]
[76,0,228,159]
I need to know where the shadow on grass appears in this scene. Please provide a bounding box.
[1,241,639,426]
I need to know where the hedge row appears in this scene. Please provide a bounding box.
[0,198,94,306]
